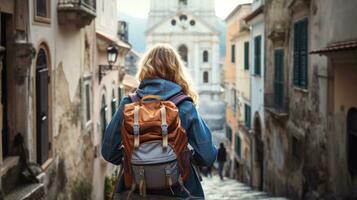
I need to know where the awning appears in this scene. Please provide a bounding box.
[310,40,357,55]
[96,31,131,50]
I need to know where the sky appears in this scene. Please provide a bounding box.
[117,0,253,19]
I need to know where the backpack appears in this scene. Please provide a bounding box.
[120,92,193,198]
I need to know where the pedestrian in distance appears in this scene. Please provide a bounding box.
[217,143,227,180]
[101,43,217,200]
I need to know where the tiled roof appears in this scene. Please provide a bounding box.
[310,40,357,54]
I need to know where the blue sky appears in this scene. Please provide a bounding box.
[117,0,253,19]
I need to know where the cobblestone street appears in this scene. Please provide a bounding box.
[201,176,288,200]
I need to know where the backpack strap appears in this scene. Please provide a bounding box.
[129,92,141,103]
[168,92,193,106]
[129,91,192,105]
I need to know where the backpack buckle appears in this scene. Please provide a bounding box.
[161,124,168,135]
[133,124,140,135]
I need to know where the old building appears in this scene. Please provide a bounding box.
[244,0,266,191]
[224,3,252,182]
[1,0,98,199]
[264,0,357,199]
[145,0,225,131]
[93,0,131,199]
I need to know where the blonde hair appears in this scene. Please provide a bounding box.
[136,43,198,104]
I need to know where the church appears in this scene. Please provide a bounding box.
[145,0,225,130]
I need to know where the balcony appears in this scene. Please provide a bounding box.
[264,93,289,120]
[57,0,96,28]
[118,21,129,43]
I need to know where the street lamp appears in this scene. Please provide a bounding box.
[107,45,118,65]
[99,45,119,82]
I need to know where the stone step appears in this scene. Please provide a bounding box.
[4,183,45,200]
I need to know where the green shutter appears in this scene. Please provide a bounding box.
[274,49,284,108]
[245,104,251,129]
[231,44,235,63]
[244,42,249,70]
[254,36,261,75]
[300,19,308,88]
[235,135,241,158]
[293,22,300,86]
[293,18,308,88]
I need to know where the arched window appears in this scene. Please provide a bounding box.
[203,50,208,62]
[178,45,188,63]
[101,94,107,141]
[203,71,209,83]
[348,107,357,176]
[111,89,116,117]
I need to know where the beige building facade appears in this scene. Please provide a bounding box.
[224,4,252,182]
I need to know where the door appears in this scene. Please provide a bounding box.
[1,13,9,158]
[36,49,49,165]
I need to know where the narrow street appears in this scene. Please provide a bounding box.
[202,176,288,200]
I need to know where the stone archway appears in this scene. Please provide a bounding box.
[253,112,264,191]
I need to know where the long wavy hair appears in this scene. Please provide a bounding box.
[136,43,198,104]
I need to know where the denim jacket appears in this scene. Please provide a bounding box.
[101,78,217,198]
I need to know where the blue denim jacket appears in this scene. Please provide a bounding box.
[101,78,217,198]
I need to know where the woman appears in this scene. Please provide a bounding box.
[101,43,217,199]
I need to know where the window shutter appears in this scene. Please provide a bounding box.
[244,42,249,70]
[293,22,300,86]
[274,49,284,108]
[231,44,235,63]
[235,135,241,158]
[300,19,308,88]
[254,36,261,75]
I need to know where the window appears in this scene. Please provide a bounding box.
[231,44,235,63]
[179,14,188,21]
[274,49,284,108]
[34,0,50,23]
[226,125,232,142]
[254,35,262,75]
[231,89,237,111]
[203,71,209,83]
[179,0,188,7]
[190,20,195,26]
[85,84,91,122]
[101,95,107,141]
[203,50,208,62]
[293,18,308,88]
[111,89,116,117]
[244,104,251,129]
[235,135,241,158]
[348,108,357,176]
[244,41,249,70]
[178,45,188,63]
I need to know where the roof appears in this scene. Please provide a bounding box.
[224,3,251,22]
[244,5,264,23]
[96,31,131,49]
[310,40,357,54]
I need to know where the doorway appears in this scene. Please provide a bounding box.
[1,13,9,158]
[36,48,50,165]
[254,114,264,190]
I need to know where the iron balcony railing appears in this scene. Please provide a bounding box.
[264,93,289,115]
